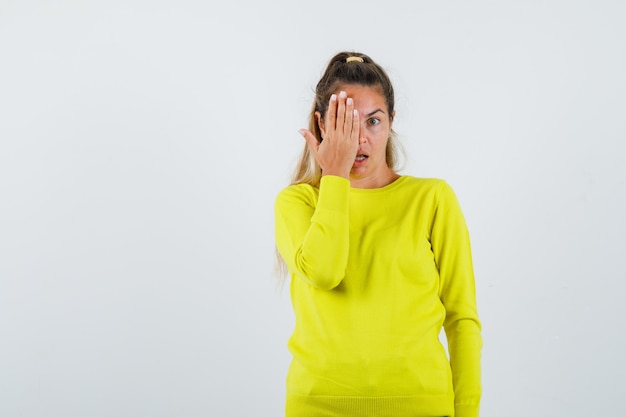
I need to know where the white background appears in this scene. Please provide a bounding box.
[1,1,624,416]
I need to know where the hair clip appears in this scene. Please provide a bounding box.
[346,56,364,63]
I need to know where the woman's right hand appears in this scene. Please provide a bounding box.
[299,91,360,179]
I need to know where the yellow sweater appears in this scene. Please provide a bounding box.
[274,175,482,417]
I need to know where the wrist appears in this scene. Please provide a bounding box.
[321,168,351,179]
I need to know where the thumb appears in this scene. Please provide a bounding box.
[299,129,320,153]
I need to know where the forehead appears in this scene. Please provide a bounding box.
[338,84,387,110]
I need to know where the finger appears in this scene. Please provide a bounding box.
[326,93,337,131]
[345,97,354,136]
[335,91,347,133]
[351,108,360,143]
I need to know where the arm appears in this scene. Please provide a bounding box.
[274,175,351,290]
[274,90,359,290]
[431,182,482,417]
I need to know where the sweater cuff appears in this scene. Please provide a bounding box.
[318,175,350,212]
[455,403,479,417]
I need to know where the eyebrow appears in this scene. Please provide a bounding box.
[365,108,385,117]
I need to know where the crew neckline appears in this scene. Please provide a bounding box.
[350,175,409,194]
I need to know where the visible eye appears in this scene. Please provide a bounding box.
[367,118,380,126]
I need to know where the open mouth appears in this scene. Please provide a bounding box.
[355,154,368,162]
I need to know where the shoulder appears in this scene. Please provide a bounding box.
[397,175,453,196]
[275,182,319,207]
[395,177,463,213]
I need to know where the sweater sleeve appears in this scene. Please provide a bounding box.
[274,175,351,290]
[430,181,482,417]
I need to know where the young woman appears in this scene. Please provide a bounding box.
[274,51,482,417]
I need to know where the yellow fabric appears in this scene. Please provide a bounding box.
[275,175,482,417]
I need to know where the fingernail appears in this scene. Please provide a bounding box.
[339,91,346,98]
[347,98,353,105]
[353,109,358,116]
[330,94,337,101]
[298,129,306,137]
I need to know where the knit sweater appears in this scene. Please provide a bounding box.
[274,175,482,417]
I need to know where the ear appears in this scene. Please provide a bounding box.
[315,111,325,139]
[390,110,396,128]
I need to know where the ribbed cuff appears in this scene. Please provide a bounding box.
[455,403,480,417]
[317,175,350,212]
